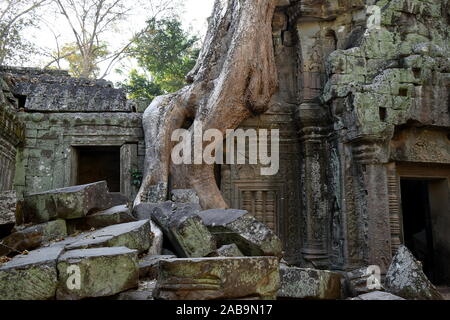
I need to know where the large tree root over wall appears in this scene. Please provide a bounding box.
[135,0,278,209]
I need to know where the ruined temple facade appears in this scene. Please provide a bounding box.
[0,67,144,201]
[223,0,450,285]
[0,0,449,285]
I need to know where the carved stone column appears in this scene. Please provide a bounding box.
[351,140,392,273]
[297,103,331,268]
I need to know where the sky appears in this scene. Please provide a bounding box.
[27,0,215,83]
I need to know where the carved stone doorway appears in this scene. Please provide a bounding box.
[397,163,450,285]
[75,146,121,192]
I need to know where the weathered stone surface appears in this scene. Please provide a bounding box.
[151,202,216,258]
[66,220,152,254]
[23,181,110,223]
[56,247,139,300]
[0,219,67,256]
[0,246,64,300]
[138,254,176,279]
[215,244,244,257]
[132,201,201,221]
[148,220,163,256]
[351,291,405,301]
[170,189,200,204]
[2,67,130,113]
[346,267,385,297]
[67,204,136,233]
[198,209,283,258]
[114,280,156,300]
[277,266,342,300]
[385,245,443,300]
[104,193,129,208]
[0,191,16,226]
[154,257,280,300]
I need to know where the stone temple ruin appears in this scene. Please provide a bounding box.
[0,0,449,300]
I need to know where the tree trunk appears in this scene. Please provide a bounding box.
[135,0,278,209]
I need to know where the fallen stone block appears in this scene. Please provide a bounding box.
[0,219,67,256]
[385,245,443,300]
[67,204,136,233]
[114,280,156,300]
[214,244,244,257]
[198,209,283,258]
[56,247,139,300]
[132,201,201,221]
[23,181,110,223]
[277,266,342,300]
[139,254,176,279]
[346,266,385,297]
[0,246,64,300]
[105,192,129,208]
[170,189,200,204]
[0,191,17,227]
[351,291,405,300]
[154,257,280,300]
[151,202,216,258]
[66,220,153,254]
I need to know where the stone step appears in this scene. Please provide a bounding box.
[198,209,283,258]
[23,181,111,223]
[154,257,280,300]
[56,247,139,300]
[0,246,64,300]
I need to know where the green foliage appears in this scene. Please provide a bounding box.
[121,17,200,102]
[58,42,109,78]
[121,69,164,102]
[129,169,143,188]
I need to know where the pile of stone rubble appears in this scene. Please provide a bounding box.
[0,182,444,300]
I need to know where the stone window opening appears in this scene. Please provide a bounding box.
[13,94,27,109]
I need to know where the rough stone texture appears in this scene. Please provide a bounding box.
[114,280,156,300]
[170,189,200,204]
[351,291,405,301]
[104,193,129,208]
[198,209,283,258]
[151,202,216,258]
[56,247,139,300]
[1,67,130,113]
[215,244,244,257]
[0,246,64,300]
[67,204,136,233]
[65,220,152,254]
[346,267,385,297]
[385,245,443,300]
[278,265,342,300]
[0,219,67,256]
[147,220,163,256]
[154,257,280,300]
[0,76,24,192]
[23,181,110,224]
[138,254,176,279]
[132,201,201,221]
[0,190,16,226]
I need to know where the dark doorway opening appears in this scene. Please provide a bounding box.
[400,179,436,283]
[76,146,120,192]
